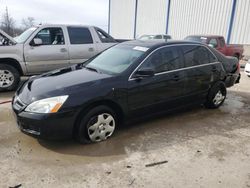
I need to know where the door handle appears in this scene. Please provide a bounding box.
[172,75,180,81]
[212,66,217,72]
[88,47,94,52]
[60,48,67,53]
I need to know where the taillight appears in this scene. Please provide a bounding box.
[237,62,240,72]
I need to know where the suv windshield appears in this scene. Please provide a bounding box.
[15,27,38,43]
[85,45,147,75]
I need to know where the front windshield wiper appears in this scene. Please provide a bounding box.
[84,66,99,73]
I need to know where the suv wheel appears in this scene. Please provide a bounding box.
[205,82,227,109]
[0,64,20,91]
[76,105,117,144]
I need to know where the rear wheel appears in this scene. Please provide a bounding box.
[76,105,117,144]
[0,64,20,91]
[205,82,227,109]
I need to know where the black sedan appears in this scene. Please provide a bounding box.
[12,40,240,143]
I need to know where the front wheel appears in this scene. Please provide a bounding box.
[0,64,20,92]
[76,106,117,144]
[205,82,227,109]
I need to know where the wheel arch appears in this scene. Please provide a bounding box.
[73,99,125,135]
[0,58,23,76]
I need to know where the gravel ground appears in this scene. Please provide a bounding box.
[0,71,249,188]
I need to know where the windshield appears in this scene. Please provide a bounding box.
[85,45,147,75]
[185,36,207,43]
[14,27,38,43]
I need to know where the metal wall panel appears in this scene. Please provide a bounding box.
[110,0,136,39]
[168,0,233,40]
[230,0,250,44]
[136,0,168,38]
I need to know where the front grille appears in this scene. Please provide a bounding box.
[18,121,41,136]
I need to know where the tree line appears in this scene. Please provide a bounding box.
[0,7,36,36]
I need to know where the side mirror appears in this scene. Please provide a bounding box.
[134,68,154,79]
[32,38,43,46]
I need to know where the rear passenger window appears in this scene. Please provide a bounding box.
[67,27,93,44]
[141,47,182,73]
[182,45,217,67]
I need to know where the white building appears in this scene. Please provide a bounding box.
[108,0,250,44]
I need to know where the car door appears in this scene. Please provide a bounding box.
[67,27,97,65]
[127,46,186,115]
[24,27,69,74]
[181,45,219,103]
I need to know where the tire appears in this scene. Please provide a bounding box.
[205,82,227,109]
[0,64,20,92]
[76,105,117,144]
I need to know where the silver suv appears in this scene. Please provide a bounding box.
[0,24,117,91]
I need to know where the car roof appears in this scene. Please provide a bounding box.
[120,40,203,49]
[141,34,171,36]
[35,24,95,28]
[186,35,223,38]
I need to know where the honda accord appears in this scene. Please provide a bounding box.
[12,40,240,143]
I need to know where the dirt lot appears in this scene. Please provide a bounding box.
[0,72,250,188]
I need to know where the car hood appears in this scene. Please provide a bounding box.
[17,65,113,104]
[0,29,16,44]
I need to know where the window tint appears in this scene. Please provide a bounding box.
[182,45,217,67]
[67,27,93,44]
[154,35,162,39]
[163,35,171,40]
[208,38,218,48]
[34,27,64,45]
[218,37,225,47]
[95,28,116,43]
[141,47,182,73]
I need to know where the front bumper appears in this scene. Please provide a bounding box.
[13,107,77,140]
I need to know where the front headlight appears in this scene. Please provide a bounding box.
[25,95,68,114]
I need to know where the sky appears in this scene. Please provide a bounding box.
[0,0,109,31]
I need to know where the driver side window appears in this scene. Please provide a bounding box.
[33,27,65,45]
[140,47,182,73]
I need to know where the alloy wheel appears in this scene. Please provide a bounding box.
[213,90,225,106]
[87,113,115,142]
[0,70,14,88]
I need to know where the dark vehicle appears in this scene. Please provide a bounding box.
[185,35,244,59]
[12,40,240,143]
